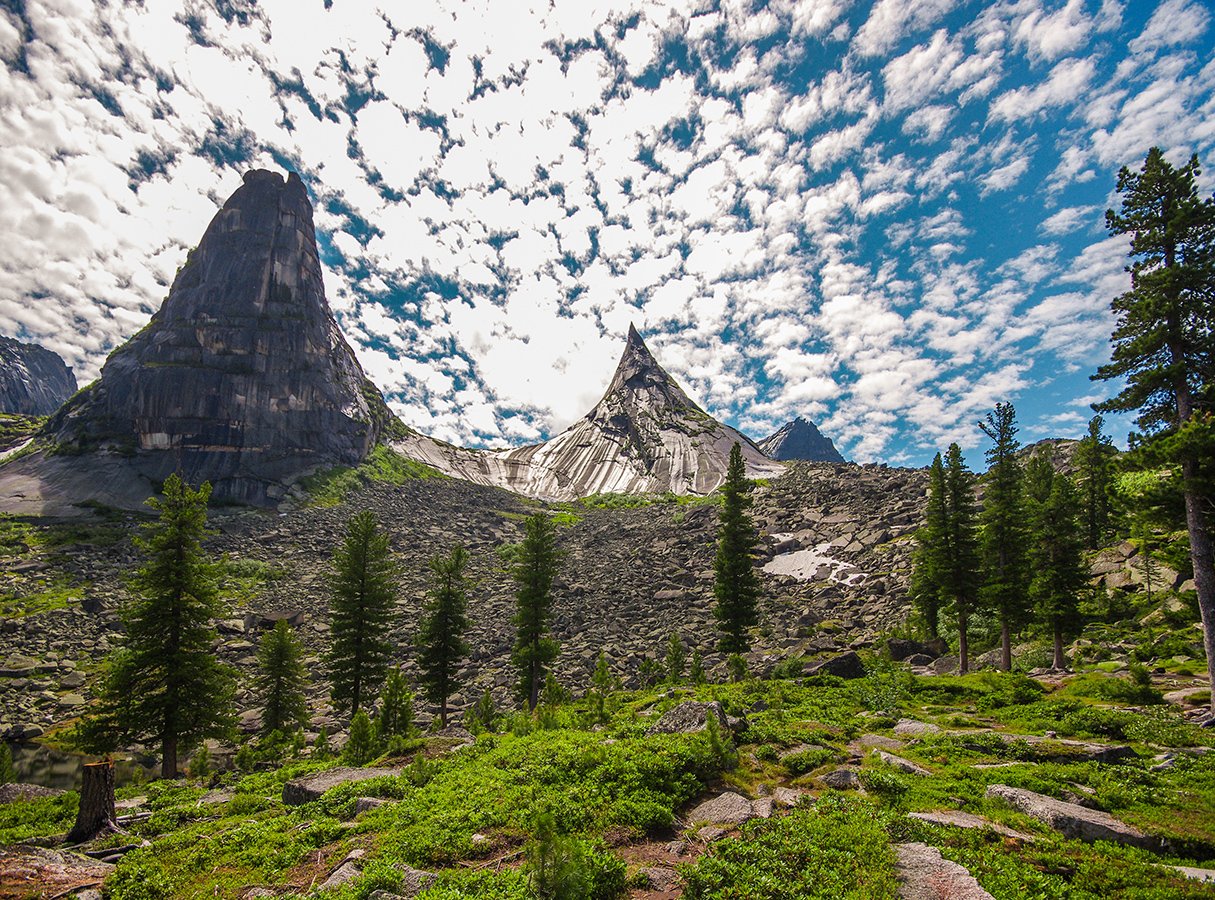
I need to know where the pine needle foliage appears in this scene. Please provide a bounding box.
[82,475,235,778]
[327,510,397,717]
[909,453,948,639]
[376,668,414,741]
[1029,475,1088,669]
[713,443,761,654]
[510,514,562,711]
[256,620,308,735]
[1074,414,1117,549]
[942,444,981,673]
[417,545,470,727]
[978,402,1028,671]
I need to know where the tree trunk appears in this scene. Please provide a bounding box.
[528,659,540,711]
[958,613,969,675]
[66,760,116,844]
[440,696,448,729]
[1181,469,1215,713]
[1000,621,1012,671]
[162,735,177,780]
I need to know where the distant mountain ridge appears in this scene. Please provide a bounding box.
[759,417,845,463]
[0,336,76,416]
[395,325,783,500]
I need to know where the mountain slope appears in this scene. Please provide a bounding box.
[0,169,392,512]
[0,337,76,416]
[394,326,783,500]
[759,417,845,463]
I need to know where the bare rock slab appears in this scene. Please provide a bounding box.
[896,842,993,900]
[872,749,932,776]
[908,810,1035,841]
[282,766,399,806]
[687,791,756,826]
[985,785,1162,851]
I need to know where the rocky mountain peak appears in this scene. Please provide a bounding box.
[759,417,845,463]
[0,337,76,416]
[20,168,395,508]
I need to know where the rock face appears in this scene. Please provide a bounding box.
[282,766,399,806]
[758,417,845,463]
[0,336,76,415]
[394,325,783,500]
[33,170,391,506]
[985,784,1162,851]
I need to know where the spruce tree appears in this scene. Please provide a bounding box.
[1094,147,1215,708]
[1024,453,1056,506]
[665,630,686,683]
[343,709,377,765]
[417,545,470,727]
[909,453,948,639]
[1074,415,1116,549]
[943,444,982,674]
[713,443,761,654]
[256,620,308,736]
[81,475,235,778]
[327,510,397,718]
[376,668,414,740]
[1029,476,1088,669]
[510,514,562,711]
[978,402,1028,671]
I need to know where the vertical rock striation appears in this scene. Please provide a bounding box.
[758,417,845,463]
[44,169,391,504]
[0,337,76,416]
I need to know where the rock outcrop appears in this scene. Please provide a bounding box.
[394,325,783,500]
[0,336,76,415]
[2,169,394,510]
[758,417,844,463]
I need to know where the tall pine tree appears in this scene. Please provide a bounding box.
[978,402,1028,671]
[713,443,761,654]
[256,620,308,735]
[1030,476,1088,669]
[1073,415,1116,549]
[909,453,948,639]
[417,545,471,727]
[511,514,562,711]
[943,444,982,674]
[1094,147,1215,709]
[327,510,397,718]
[82,475,235,778]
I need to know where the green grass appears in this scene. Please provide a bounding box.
[300,445,447,507]
[0,412,43,449]
[0,579,83,617]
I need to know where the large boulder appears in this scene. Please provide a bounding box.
[282,766,399,806]
[804,650,865,679]
[645,700,728,737]
[895,842,993,899]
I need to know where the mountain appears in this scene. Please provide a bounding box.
[395,325,783,500]
[0,336,76,416]
[759,417,845,463]
[2,169,393,511]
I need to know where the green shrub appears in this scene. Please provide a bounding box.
[781,745,835,775]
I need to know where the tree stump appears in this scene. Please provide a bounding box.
[66,760,117,844]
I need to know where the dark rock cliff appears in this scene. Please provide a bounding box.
[44,169,393,505]
[0,337,76,416]
[759,417,846,463]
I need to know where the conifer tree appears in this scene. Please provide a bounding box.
[942,444,982,673]
[1094,147,1215,708]
[376,668,414,741]
[417,545,470,727]
[909,453,948,639]
[1024,453,1056,506]
[689,649,706,685]
[327,510,397,718]
[1029,476,1088,669]
[979,402,1028,671]
[511,514,562,711]
[256,620,308,735]
[665,630,686,683]
[713,443,761,654]
[1074,415,1117,549]
[81,475,235,778]
[343,709,377,765]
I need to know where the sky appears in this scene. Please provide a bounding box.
[1,0,1213,467]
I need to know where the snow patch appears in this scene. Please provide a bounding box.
[763,534,865,585]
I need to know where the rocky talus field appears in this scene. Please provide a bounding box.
[0,457,1213,899]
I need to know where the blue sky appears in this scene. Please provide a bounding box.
[1,0,1213,466]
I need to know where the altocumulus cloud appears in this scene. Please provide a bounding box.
[0,0,1212,463]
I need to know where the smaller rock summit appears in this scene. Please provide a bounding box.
[0,336,76,416]
[758,417,845,463]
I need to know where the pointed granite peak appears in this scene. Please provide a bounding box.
[601,325,697,414]
[42,167,395,505]
[759,417,846,463]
